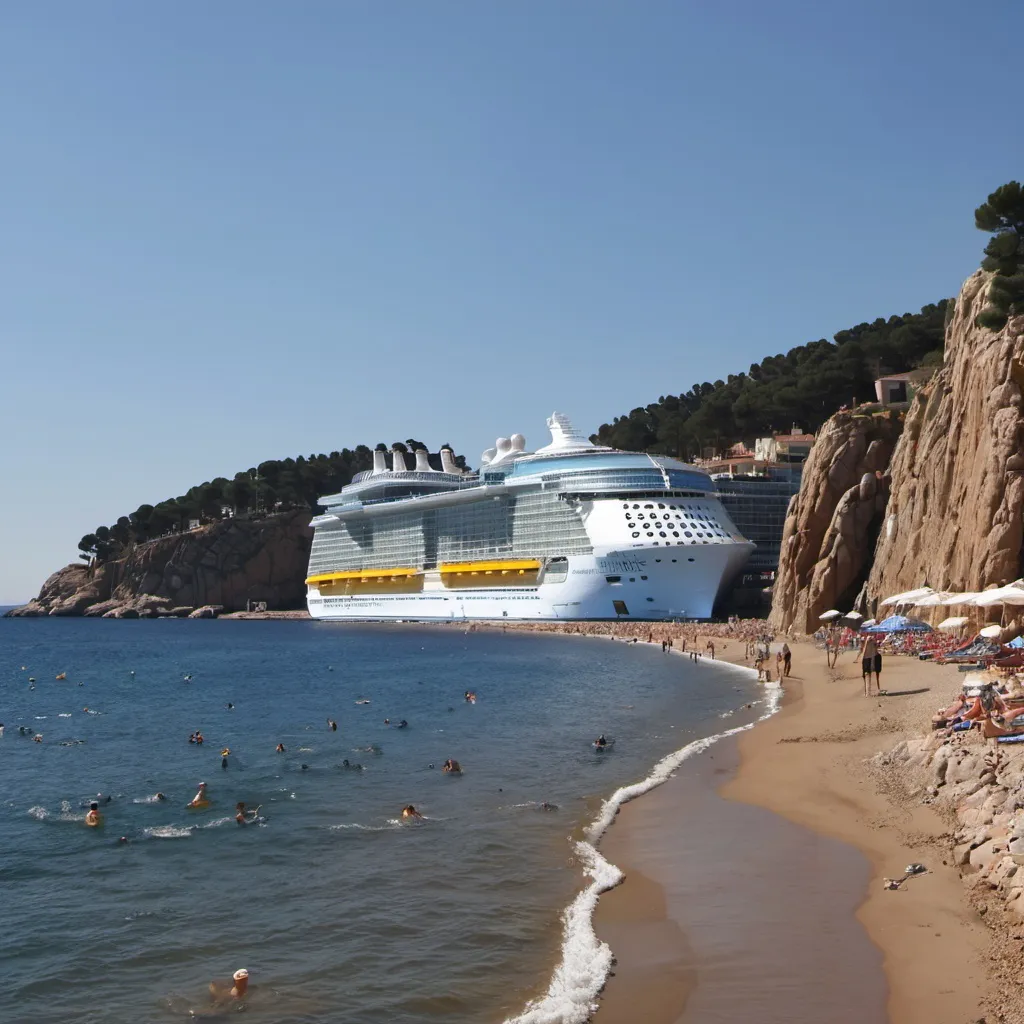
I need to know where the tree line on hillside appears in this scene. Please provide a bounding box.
[589,301,950,457]
[591,180,1023,457]
[78,442,465,563]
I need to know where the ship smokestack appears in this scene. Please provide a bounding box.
[440,447,459,474]
[372,449,387,474]
[391,447,408,472]
[414,449,432,472]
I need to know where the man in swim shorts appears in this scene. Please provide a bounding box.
[85,802,102,827]
[860,635,879,696]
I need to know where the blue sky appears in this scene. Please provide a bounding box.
[1,1,1021,603]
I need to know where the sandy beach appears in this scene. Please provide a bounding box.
[594,638,995,1023]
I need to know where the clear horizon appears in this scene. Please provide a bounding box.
[2,1,1022,603]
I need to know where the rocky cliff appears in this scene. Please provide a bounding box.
[769,411,902,633]
[866,271,1024,607]
[7,510,313,617]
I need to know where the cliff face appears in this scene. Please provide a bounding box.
[866,271,1024,605]
[769,411,902,633]
[8,510,313,617]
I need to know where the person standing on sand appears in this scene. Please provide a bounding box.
[782,642,792,677]
[860,634,879,696]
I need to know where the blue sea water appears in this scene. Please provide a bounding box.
[0,618,763,1024]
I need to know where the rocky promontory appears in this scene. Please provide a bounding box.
[867,271,1024,605]
[769,411,902,633]
[7,510,312,618]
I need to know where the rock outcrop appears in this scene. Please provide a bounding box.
[769,411,902,632]
[866,272,1024,608]
[7,510,312,617]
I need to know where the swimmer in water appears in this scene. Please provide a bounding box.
[85,802,102,827]
[595,735,608,748]
[235,802,248,825]
[187,782,209,808]
[209,968,249,1003]
[539,802,559,812]
[275,743,285,753]
[465,691,476,703]
[401,805,423,820]
[119,836,129,844]
[155,793,166,802]
[442,759,462,773]
[189,733,196,744]
[327,718,337,731]
[33,733,43,743]
[226,702,234,710]
[383,718,390,726]
[397,720,408,729]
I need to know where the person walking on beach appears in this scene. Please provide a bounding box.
[860,635,879,696]
[782,642,792,677]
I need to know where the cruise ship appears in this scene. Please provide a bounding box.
[305,414,754,621]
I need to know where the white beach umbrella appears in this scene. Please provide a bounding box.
[941,592,981,606]
[975,585,1024,607]
[913,592,952,607]
[843,610,863,620]
[880,587,934,607]
[979,624,1003,639]
[937,616,969,630]
[818,609,842,621]
[860,618,877,628]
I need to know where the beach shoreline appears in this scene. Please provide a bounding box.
[591,635,993,1024]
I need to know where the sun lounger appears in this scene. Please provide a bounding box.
[996,734,1024,744]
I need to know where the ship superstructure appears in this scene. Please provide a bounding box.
[306,414,753,621]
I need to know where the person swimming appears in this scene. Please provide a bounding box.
[235,802,248,825]
[327,718,337,731]
[155,792,166,802]
[275,743,286,753]
[442,759,462,773]
[85,802,102,827]
[187,782,210,809]
[226,702,234,710]
[595,735,608,748]
[209,968,249,1003]
[401,805,423,820]
[464,691,476,703]
[397,720,408,729]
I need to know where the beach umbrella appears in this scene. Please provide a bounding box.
[979,624,1003,639]
[880,587,934,607]
[913,592,953,607]
[860,619,876,628]
[843,610,863,620]
[975,584,1024,607]
[938,616,969,630]
[818,609,842,621]
[941,592,982,606]
[862,614,932,633]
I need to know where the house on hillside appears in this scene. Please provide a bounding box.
[874,369,933,407]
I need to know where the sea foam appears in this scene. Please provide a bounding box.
[506,669,782,1024]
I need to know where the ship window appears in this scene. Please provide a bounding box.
[672,531,679,537]
[646,597,654,602]
[625,513,632,520]
[672,558,677,562]
[629,577,635,582]
[644,504,653,509]
[622,503,629,509]
[631,532,639,538]
[632,504,639,509]
[605,575,622,583]
[684,531,692,537]
[613,600,629,616]
[688,557,695,562]
[655,558,661,563]
[658,503,665,509]
[659,532,666,537]
[669,505,676,510]
[637,514,645,520]
[640,575,648,580]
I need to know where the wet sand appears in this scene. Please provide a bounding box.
[595,641,988,1023]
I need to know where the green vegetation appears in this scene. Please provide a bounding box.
[590,302,949,458]
[974,181,1024,331]
[78,441,464,562]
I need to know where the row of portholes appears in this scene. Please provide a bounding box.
[631,532,710,545]
[621,501,726,538]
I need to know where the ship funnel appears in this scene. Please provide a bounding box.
[372,449,387,474]
[414,449,432,472]
[510,433,526,453]
[494,437,512,462]
[391,447,408,472]
[440,447,460,474]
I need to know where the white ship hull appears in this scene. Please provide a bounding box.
[307,542,751,622]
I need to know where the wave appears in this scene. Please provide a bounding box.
[27,805,84,823]
[505,674,782,1024]
[143,825,193,839]
[58,713,72,718]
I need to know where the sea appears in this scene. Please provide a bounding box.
[0,616,771,1024]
